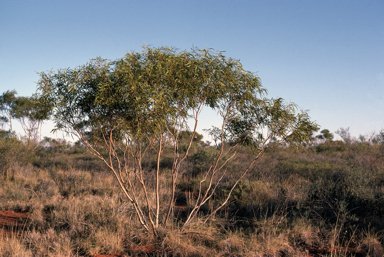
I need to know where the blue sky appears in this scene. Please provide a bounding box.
[1,0,383,140]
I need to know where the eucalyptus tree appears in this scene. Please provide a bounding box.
[0,91,17,180]
[316,129,334,141]
[0,90,17,131]
[37,46,318,236]
[1,90,50,146]
[10,95,51,146]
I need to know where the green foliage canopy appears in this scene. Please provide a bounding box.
[0,90,17,127]
[316,129,334,141]
[1,90,50,143]
[37,46,318,149]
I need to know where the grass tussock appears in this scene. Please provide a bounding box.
[0,237,33,257]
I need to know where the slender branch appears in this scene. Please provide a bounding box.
[202,148,265,225]
[73,127,150,232]
[182,100,235,228]
[164,100,205,226]
[155,133,163,228]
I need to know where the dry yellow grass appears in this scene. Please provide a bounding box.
[1,135,384,256]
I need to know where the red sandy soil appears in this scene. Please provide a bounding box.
[0,211,29,227]
[173,205,188,211]
[0,211,30,238]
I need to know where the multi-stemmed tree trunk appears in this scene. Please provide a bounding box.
[37,46,318,236]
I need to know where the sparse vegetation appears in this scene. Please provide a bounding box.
[1,47,383,256]
[0,129,383,256]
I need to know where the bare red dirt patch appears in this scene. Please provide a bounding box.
[0,211,30,238]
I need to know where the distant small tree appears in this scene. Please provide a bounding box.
[37,46,318,236]
[336,127,352,145]
[316,129,334,142]
[1,90,51,147]
[0,90,17,132]
[10,96,46,146]
[373,130,384,145]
